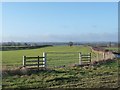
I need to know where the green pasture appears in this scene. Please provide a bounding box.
[2,46,119,89]
[2,46,97,68]
[105,47,119,52]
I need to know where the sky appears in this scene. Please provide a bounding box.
[2,2,118,42]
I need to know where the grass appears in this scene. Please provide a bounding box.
[1,46,119,89]
[2,45,97,68]
[105,47,119,52]
[2,60,119,89]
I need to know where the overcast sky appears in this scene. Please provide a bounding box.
[2,2,118,42]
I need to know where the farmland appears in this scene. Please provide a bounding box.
[2,45,119,89]
[2,45,96,68]
[105,47,119,52]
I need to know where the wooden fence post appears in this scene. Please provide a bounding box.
[23,56,26,67]
[103,52,105,60]
[38,56,39,70]
[104,52,106,60]
[89,53,91,63]
[43,52,47,67]
[79,52,82,65]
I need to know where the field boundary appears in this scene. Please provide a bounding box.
[23,52,47,70]
[90,46,115,61]
[22,52,92,68]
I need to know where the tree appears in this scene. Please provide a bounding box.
[24,43,28,46]
[68,41,73,47]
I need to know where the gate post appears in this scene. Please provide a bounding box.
[38,56,40,70]
[89,53,91,63]
[79,52,82,65]
[23,56,26,67]
[43,52,47,67]
[103,52,105,60]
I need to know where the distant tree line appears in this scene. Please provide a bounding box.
[0,41,119,51]
[1,42,53,51]
[1,45,53,51]
[2,42,37,46]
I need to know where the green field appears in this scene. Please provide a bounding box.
[2,45,97,68]
[105,47,119,52]
[2,45,119,89]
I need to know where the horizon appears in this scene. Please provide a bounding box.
[2,2,118,42]
[1,41,118,43]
